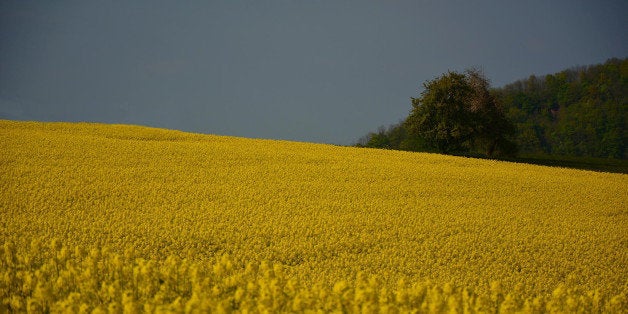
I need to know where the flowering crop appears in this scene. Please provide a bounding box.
[1,120,626,312]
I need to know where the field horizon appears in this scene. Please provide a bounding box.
[1,119,626,312]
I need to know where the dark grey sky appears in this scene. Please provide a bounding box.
[1,1,626,144]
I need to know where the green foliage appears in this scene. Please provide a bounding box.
[358,58,626,163]
[465,69,517,157]
[356,122,431,152]
[494,57,627,159]
[403,69,516,157]
[405,71,476,154]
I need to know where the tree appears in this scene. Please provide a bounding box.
[405,70,516,157]
[405,71,475,154]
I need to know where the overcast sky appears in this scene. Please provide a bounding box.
[1,1,626,144]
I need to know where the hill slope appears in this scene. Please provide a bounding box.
[495,57,627,159]
[1,120,626,312]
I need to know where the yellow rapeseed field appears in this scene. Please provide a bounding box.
[1,119,626,313]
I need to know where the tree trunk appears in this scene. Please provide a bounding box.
[487,139,498,157]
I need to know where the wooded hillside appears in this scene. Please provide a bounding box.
[358,58,627,161]
[496,58,626,159]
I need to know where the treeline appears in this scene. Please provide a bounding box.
[357,58,627,160]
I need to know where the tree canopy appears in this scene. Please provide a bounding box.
[404,69,516,156]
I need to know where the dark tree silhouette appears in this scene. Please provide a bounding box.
[405,69,516,156]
